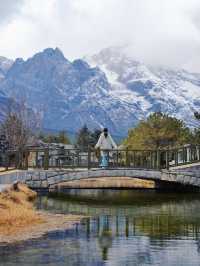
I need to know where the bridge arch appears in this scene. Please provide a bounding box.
[24,168,200,190]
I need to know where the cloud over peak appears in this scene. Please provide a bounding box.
[0,0,200,71]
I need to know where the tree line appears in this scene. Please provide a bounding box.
[0,100,200,152]
[39,125,101,150]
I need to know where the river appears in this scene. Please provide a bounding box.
[1,189,200,266]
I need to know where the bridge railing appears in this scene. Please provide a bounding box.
[23,149,164,169]
[1,144,200,171]
[21,148,168,170]
[0,150,21,172]
[167,144,200,168]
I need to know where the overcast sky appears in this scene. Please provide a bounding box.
[0,0,200,71]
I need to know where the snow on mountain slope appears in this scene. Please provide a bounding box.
[0,47,200,137]
[0,48,140,135]
[86,47,200,128]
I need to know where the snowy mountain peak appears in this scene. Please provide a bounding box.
[0,47,200,137]
[86,47,200,129]
[0,48,120,134]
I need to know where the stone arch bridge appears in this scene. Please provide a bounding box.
[24,167,200,191]
[0,144,200,191]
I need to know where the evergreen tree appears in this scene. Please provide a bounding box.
[90,129,101,147]
[191,128,200,144]
[191,112,200,143]
[124,112,191,150]
[76,125,92,151]
[39,131,70,144]
[58,131,70,144]
[194,112,200,120]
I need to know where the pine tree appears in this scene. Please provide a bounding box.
[90,129,101,147]
[76,125,91,151]
[58,131,70,144]
[39,131,70,144]
[194,112,200,120]
[124,112,191,150]
[191,128,200,144]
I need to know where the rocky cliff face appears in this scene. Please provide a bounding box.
[86,47,200,129]
[0,48,139,135]
[0,47,200,136]
[0,91,13,122]
[0,56,13,81]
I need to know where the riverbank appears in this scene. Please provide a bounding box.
[0,183,83,244]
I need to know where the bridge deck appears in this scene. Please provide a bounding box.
[170,161,200,171]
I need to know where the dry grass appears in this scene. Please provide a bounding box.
[0,183,43,235]
[55,176,155,189]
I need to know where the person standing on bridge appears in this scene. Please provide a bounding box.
[95,128,117,168]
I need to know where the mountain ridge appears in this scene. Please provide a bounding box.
[86,47,200,129]
[0,47,199,137]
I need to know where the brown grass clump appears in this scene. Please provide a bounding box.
[0,183,43,235]
[55,176,155,189]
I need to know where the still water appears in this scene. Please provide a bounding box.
[1,189,200,266]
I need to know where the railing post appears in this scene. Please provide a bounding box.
[141,151,144,168]
[174,149,178,166]
[125,149,130,167]
[198,145,200,161]
[189,146,192,163]
[182,147,185,164]
[88,147,91,170]
[16,149,22,169]
[165,150,169,169]
[150,151,153,169]
[116,149,119,167]
[14,151,18,169]
[24,149,29,170]
[77,149,80,167]
[108,150,110,167]
[5,151,9,171]
[157,150,161,169]
[35,151,39,168]
[190,145,193,162]
[184,147,188,163]
[44,148,49,170]
[140,151,143,168]
[132,151,135,168]
[17,148,23,169]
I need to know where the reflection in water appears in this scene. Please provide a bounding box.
[1,189,200,266]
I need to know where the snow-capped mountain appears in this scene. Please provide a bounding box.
[0,48,138,135]
[0,47,200,137]
[86,47,200,128]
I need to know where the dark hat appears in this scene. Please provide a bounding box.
[103,128,108,132]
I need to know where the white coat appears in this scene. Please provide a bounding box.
[95,133,117,155]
